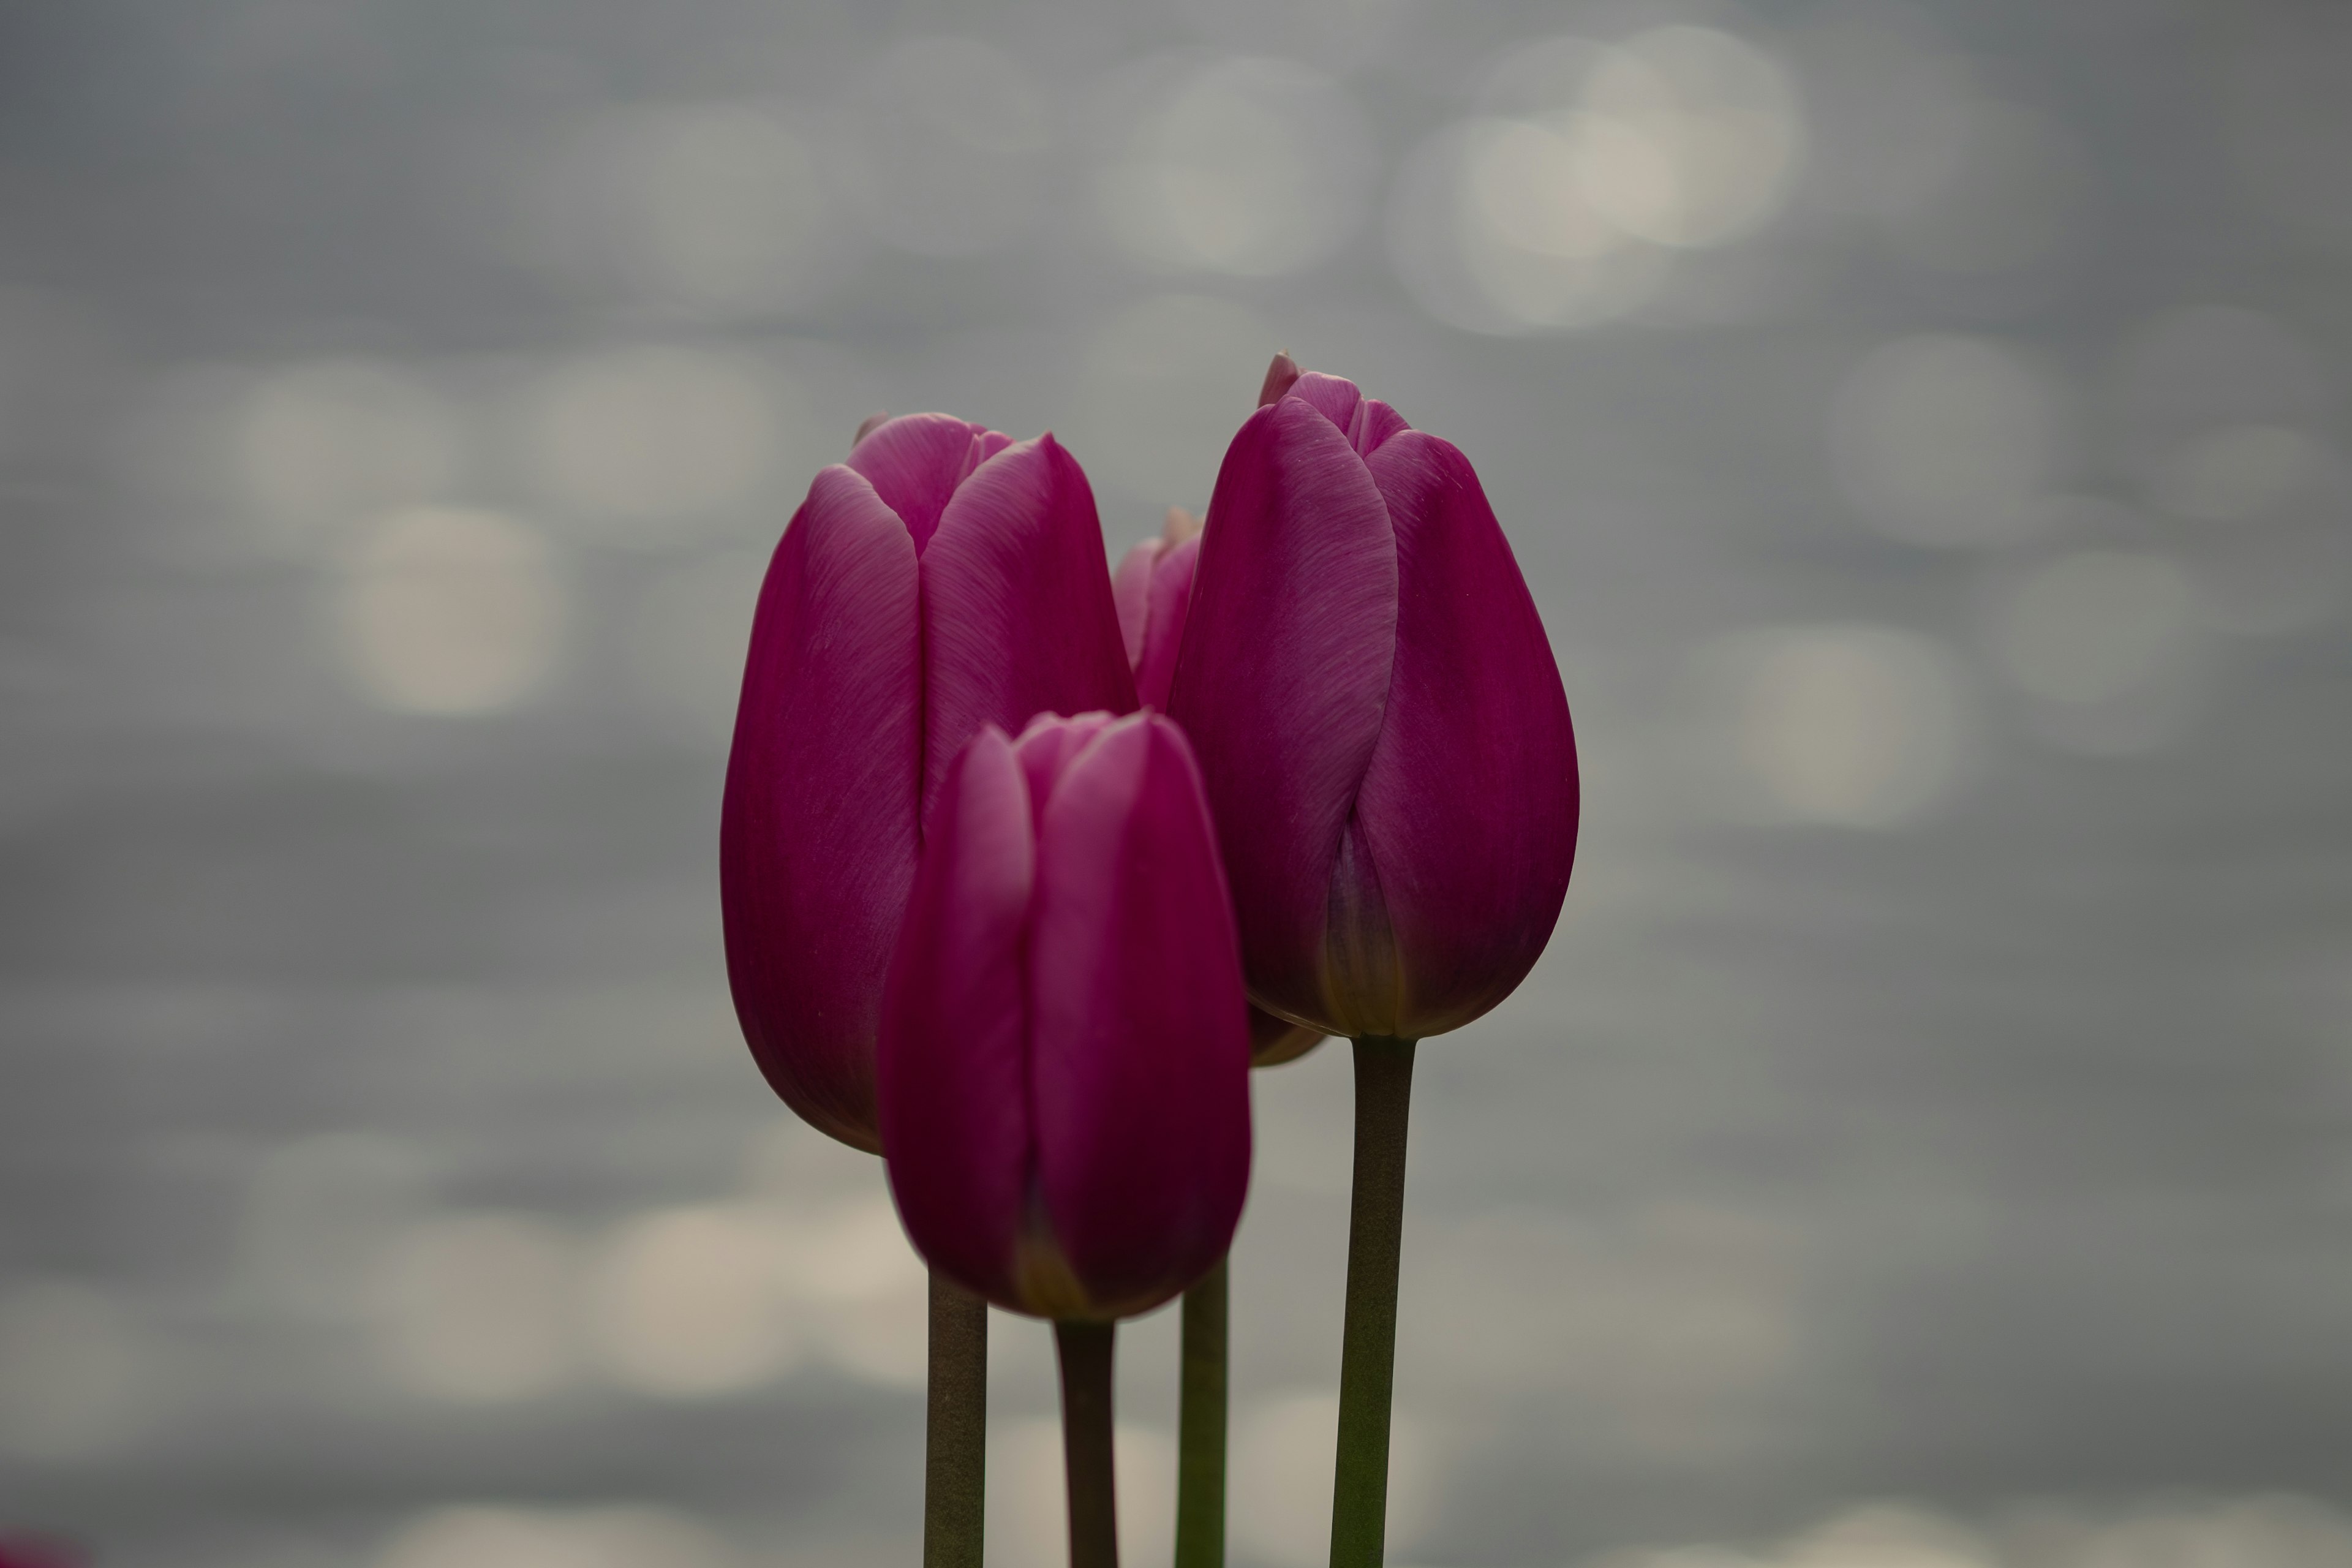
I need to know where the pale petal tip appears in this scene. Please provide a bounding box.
[853,410,889,448]
[1257,352,1302,407]
[1162,505,1202,546]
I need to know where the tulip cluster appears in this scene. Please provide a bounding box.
[723,358,1575,1568]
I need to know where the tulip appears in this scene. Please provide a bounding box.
[879,710,1253,1568]
[722,413,1137,1155]
[1166,362,1578,1041]
[1166,357,1577,1568]
[1115,506,1328,1069]
[722,413,1137,1568]
[1112,505,1203,712]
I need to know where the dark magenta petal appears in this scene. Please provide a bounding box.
[1347,397,1411,458]
[846,412,999,553]
[1133,532,1200,711]
[1112,538,1162,673]
[1028,714,1252,1319]
[721,466,922,1151]
[1167,398,1397,1033]
[1351,431,1579,1037]
[876,726,1037,1306]
[1284,371,1362,433]
[1012,709,1118,837]
[921,434,1139,820]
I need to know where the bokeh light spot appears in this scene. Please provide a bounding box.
[236,1133,435,1322]
[239,362,455,548]
[1580,26,1806,249]
[1829,334,2066,547]
[2150,423,2328,522]
[336,507,565,716]
[585,1206,799,1400]
[842,37,1052,257]
[525,349,782,537]
[530,103,834,319]
[987,1417,1175,1568]
[1231,1392,1438,1568]
[1721,625,1972,828]
[1997,551,2196,708]
[1099,56,1373,276]
[1390,26,1798,334]
[370,1213,581,1404]
[373,1506,738,1568]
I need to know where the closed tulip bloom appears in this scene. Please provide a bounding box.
[1112,506,1204,711]
[1118,507,1325,1070]
[1166,364,1578,1042]
[722,416,1136,1153]
[878,710,1252,1321]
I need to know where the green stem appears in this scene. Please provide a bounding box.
[1174,1256,1229,1568]
[1055,1318,1121,1568]
[1329,1036,1417,1568]
[924,1272,987,1568]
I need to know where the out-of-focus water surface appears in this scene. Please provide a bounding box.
[3,0,2350,1564]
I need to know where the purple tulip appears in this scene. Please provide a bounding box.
[1112,506,1204,712]
[1118,507,1326,1070]
[1166,364,1578,1042]
[722,415,1137,1152]
[877,710,1253,1321]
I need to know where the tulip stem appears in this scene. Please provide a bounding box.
[1174,1255,1229,1568]
[925,1272,988,1568]
[1055,1319,1121,1568]
[1330,1036,1417,1568]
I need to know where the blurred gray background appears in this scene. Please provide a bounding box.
[4,0,2351,1564]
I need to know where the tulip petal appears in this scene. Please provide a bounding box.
[1133,531,1199,711]
[921,434,1140,818]
[876,727,1037,1304]
[846,413,999,554]
[1352,431,1580,1037]
[1257,352,1302,407]
[1112,538,1161,672]
[721,466,922,1151]
[1285,371,1362,434]
[1030,714,1253,1318]
[1167,399,1397,1032]
[1012,709,1118,835]
[1346,396,1411,458]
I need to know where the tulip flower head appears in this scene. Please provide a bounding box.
[722,416,1137,1152]
[1167,362,1578,1042]
[1117,505,1327,1068]
[1112,506,1204,711]
[877,710,1253,1321]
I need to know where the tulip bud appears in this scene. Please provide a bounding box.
[1167,362,1578,1041]
[1112,507,1204,711]
[1118,507,1328,1068]
[722,416,1137,1152]
[877,710,1253,1321]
